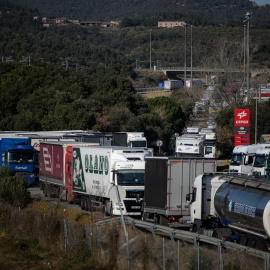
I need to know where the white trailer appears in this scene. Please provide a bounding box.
[164,80,183,90]
[72,146,153,216]
[229,144,269,174]
[175,135,205,158]
[186,126,201,134]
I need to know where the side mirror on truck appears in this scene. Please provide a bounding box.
[186,193,191,203]
[2,153,5,163]
[111,169,118,184]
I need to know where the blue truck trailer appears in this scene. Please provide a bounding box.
[0,138,36,185]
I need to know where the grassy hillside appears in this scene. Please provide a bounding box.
[5,0,270,28]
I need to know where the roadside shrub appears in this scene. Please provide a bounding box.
[0,167,31,208]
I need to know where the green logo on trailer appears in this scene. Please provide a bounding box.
[72,148,86,192]
[85,154,109,175]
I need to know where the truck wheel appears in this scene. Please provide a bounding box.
[247,237,257,248]
[85,197,91,212]
[105,201,112,216]
[80,196,86,210]
[239,235,247,246]
[44,185,48,197]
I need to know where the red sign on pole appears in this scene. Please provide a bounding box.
[234,109,250,146]
[234,109,250,126]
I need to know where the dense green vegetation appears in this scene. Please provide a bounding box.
[1,1,270,70]
[0,62,186,154]
[5,0,270,29]
[0,167,31,208]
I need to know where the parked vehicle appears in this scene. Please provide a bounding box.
[186,127,201,134]
[0,138,36,184]
[175,135,205,157]
[188,173,270,251]
[71,146,153,216]
[142,157,217,226]
[164,80,183,90]
[229,144,268,174]
[186,80,203,88]
[62,131,148,148]
[251,147,270,177]
[200,128,217,158]
[260,134,270,144]
[39,141,100,201]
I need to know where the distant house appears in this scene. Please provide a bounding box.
[110,21,121,27]
[101,22,110,27]
[79,21,102,27]
[158,21,185,28]
[55,18,67,24]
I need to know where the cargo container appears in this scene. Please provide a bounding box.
[39,141,99,201]
[142,157,217,226]
[164,80,183,90]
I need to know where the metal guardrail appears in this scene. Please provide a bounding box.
[96,216,270,263]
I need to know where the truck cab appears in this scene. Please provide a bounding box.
[200,129,217,158]
[252,147,270,177]
[126,132,147,148]
[229,144,268,174]
[0,138,36,184]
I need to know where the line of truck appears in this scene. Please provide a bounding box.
[229,143,270,178]
[0,131,148,185]
[174,126,217,158]
[142,156,270,251]
[1,130,270,251]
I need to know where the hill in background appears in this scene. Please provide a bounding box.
[5,0,270,28]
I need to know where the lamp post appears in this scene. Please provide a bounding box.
[245,12,252,102]
[190,25,193,94]
[184,23,187,86]
[150,29,152,70]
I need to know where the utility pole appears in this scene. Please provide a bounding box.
[246,12,252,102]
[150,29,152,70]
[190,25,193,94]
[184,23,187,87]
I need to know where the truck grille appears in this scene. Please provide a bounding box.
[123,200,142,212]
[126,189,144,199]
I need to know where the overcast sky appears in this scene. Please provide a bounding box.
[252,0,270,5]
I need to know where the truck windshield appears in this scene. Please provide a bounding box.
[131,141,147,147]
[205,140,216,146]
[230,154,242,166]
[117,170,144,186]
[253,155,266,168]
[7,150,34,164]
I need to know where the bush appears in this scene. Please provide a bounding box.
[0,167,32,208]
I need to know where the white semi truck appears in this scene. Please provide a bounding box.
[229,144,268,174]
[251,147,270,177]
[187,173,270,250]
[72,146,153,216]
[200,128,217,158]
[175,135,205,158]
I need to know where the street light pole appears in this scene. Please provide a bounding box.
[190,25,193,94]
[184,24,187,87]
[255,86,258,144]
[246,12,252,102]
[150,29,152,70]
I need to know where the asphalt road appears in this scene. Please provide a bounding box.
[28,186,83,211]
